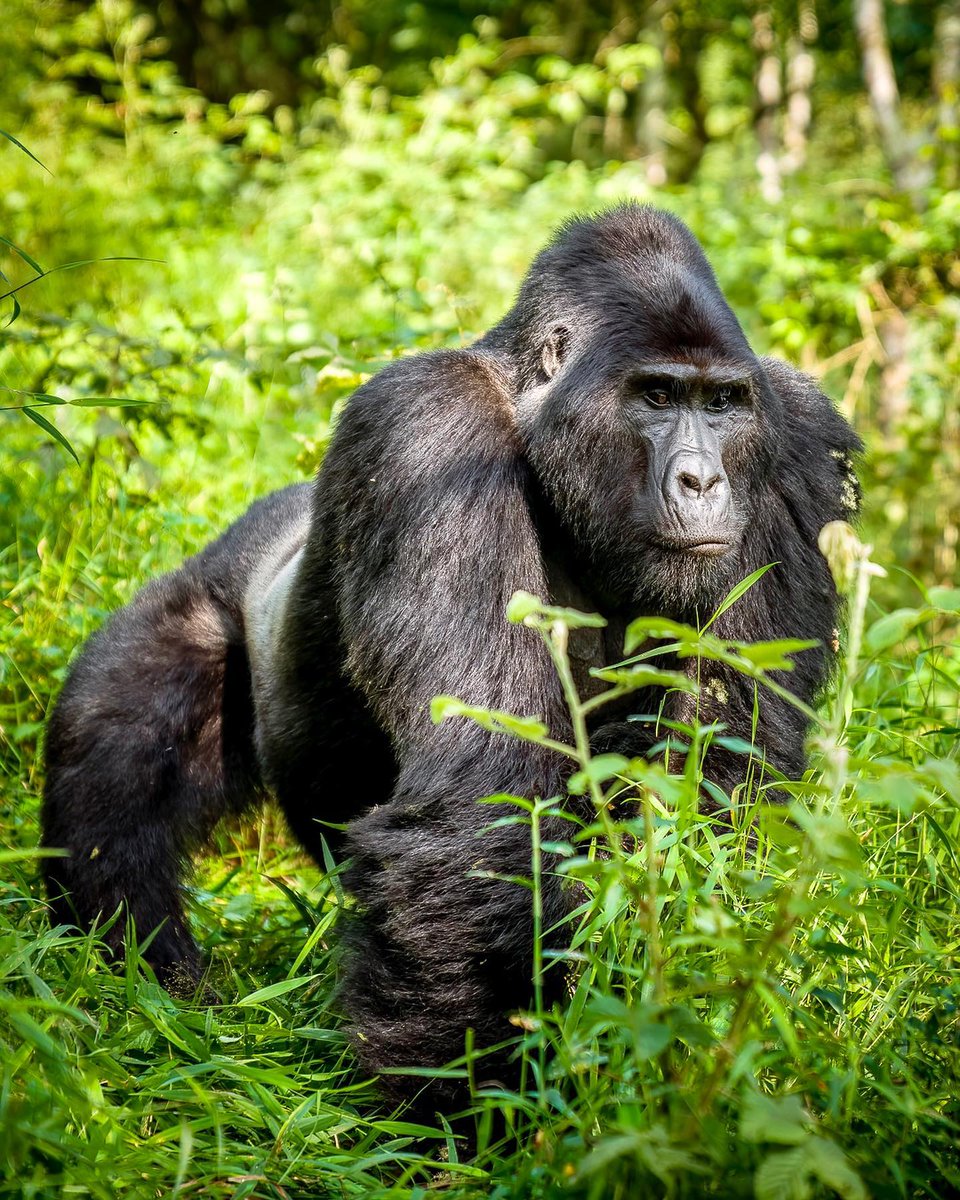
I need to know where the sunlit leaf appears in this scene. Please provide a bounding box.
[864,607,933,655]
[430,695,552,743]
[590,664,698,692]
[568,754,630,794]
[237,975,320,1006]
[701,562,779,631]
[22,407,79,463]
[0,127,51,172]
[734,638,819,671]
[507,589,606,629]
[624,616,698,653]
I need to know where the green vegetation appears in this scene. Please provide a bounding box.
[1,2,958,1196]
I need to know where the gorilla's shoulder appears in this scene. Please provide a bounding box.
[344,348,514,425]
[761,356,862,455]
[761,356,862,524]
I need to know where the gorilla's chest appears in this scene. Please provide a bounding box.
[542,555,629,702]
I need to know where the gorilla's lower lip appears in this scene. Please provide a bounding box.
[660,539,731,556]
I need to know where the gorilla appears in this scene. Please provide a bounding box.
[42,205,860,1105]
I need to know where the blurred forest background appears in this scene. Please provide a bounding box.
[1,0,958,627]
[1,2,959,1197]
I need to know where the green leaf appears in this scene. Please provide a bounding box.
[506,589,606,629]
[266,875,320,929]
[693,904,737,936]
[69,395,155,408]
[864,607,932,655]
[928,586,960,613]
[713,735,759,756]
[0,256,161,304]
[577,1126,703,1183]
[0,847,66,862]
[488,712,553,741]
[237,974,319,1006]
[755,1147,812,1200]
[22,407,79,463]
[701,777,733,811]
[568,754,630,794]
[0,127,51,172]
[734,639,819,671]
[0,233,43,274]
[590,664,698,693]
[505,590,543,622]
[754,982,800,1056]
[790,806,860,866]
[859,772,926,816]
[0,389,152,410]
[576,1133,648,1179]
[477,791,534,811]
[701,562,779,631]
[633,1021,672,1058]
[430,696,551,743]
[808,1139,868,1200]
[371,1118,461,1139]
[2,394,64,409]
[666,1005,717,1047]
[741,1092,813,1146]
[539,840,574,855]
[624,616,698,653]
[759,807,803,849]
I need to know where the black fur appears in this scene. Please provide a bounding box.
[42,206,861,1105]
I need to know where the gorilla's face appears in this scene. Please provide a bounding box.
[617,362,754,556]
[517,326,778,617]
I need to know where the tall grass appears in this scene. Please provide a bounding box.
[1,522,957,1197]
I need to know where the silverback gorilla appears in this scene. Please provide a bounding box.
[42,205,860,1104]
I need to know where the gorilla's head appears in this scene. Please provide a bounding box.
[482,204,786,616]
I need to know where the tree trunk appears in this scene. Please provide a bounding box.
[877,309,910,440]
[933,0,960,185]
[598,3,641,160]
[854,0,930,205]
[752,10,783,203]
[782,0,817,175]
[636,0,671,186]
[673,10,708,182]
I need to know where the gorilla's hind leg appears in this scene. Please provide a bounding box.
[42,564,261,984]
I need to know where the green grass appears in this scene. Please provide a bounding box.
[2,540,958,1197]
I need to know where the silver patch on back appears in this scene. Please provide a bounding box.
[243,519,310,701]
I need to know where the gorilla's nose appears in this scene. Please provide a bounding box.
[676,467,722,498]
[668,455,729,509]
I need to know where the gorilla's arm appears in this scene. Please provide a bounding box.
[295,350,574,1100]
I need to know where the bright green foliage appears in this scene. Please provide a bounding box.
[1,4,959,1197]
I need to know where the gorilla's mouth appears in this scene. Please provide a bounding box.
[680,539,731,557]
[656,536,732,557]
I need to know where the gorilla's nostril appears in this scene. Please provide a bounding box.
[679,472,702,495]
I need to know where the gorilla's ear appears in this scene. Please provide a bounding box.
[540,326,569,381]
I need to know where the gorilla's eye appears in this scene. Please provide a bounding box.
[706,388,733,413]
[645,390,671,409]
